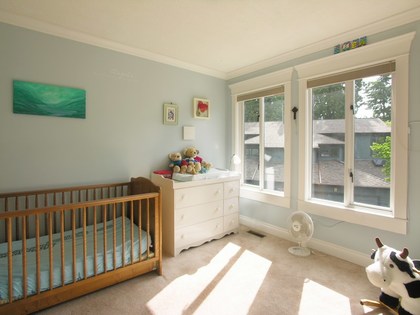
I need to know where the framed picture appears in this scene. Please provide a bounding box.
[193,98,210,119]
[13,80,86,119]
[163,103,178,125]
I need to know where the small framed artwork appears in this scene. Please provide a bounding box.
[163,103,178,125]
[193,98,210,119]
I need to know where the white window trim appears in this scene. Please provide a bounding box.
[229,68,293,208]
[295,32,415,234]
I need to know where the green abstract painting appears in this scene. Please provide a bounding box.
[13,80,86,119]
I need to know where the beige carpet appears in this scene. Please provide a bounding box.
[37,226,393,315]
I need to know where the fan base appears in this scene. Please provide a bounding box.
[288,246,311,257]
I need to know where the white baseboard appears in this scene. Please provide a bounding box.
[239,215,372,267]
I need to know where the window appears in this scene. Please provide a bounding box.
[229,68,293,207]
[296,32,414,234]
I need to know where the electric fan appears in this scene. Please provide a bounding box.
[287,211,314,257]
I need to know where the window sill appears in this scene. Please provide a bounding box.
[297,199,407,234]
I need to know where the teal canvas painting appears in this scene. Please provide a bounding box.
[13,80,86,119]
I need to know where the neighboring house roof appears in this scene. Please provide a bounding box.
[244,158,389,188]
[244,118,390,148]
[312,160,389,188]
[243,118,390,188]
[313,133,343,147]
[313,118,390,134]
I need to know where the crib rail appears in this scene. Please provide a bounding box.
[0,192,160,310]
[0,182,131,242]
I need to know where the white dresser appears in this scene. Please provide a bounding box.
[151,172,240,256]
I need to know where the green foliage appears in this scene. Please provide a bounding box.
[244,95,284,122]
[364,76,392,121]
[371,136,391,181]
[312,83,345,119]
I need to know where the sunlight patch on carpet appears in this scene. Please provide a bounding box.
[194,249,271,315]
[146,242,241,315]
[299,279,351,315]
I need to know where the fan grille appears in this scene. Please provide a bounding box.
[287,211,314,257]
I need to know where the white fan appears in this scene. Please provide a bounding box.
[287,211,314,257]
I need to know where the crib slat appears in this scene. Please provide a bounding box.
[93,206,98,276]
[60,210,65,286]
[22,216,27,298]
[113,203,117,270]
[44,193,48,236]
[48,212,53,290]
[103,206,107,273]
[15,197,19,240]
[72,209,76,283]
[36,214,41,294]
[4,197,8,241]
[83,207,87,280]
[138,200,142,262]
[7,217,13,303]
[121,201,126,267]
[130,201,134,264]
[146,199,150,257]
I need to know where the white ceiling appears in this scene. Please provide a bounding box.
[1,0,420,79]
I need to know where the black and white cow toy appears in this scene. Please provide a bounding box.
[362,237,420,315]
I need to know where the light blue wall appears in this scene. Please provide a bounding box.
[1,20,419,259]
[0,23,229,191]
[229,20,420,258]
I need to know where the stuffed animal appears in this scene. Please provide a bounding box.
[168,152,183,173]
[362,237,420,314]
[182,146,202,174]
[182,146,213,174]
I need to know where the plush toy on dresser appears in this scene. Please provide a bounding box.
[168,152,183,173]
[182,146,202,174]
[361,237,420,315]
[182,146,212,174]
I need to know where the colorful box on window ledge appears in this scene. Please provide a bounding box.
[334,36,367,54]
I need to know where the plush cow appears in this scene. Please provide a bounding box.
[363,237,420,315]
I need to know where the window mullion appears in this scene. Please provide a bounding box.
[344,81,355,206]
[259,97,265,191]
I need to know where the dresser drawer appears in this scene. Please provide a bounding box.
[176,217,223,248]
[224,181,240,199]
[175,200,223,228]
[224,213,239,232]
[224,197,239,215]
[174,183,223,208]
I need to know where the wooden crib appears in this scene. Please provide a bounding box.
[0,177,162,315]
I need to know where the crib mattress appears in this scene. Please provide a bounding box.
[0,216,149,303]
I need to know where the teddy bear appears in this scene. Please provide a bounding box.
[182,146,202,174]
[182,146,213,174]
[361,237,420,314]
[168,152,183,173]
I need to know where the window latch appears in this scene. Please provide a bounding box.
[292,107,298,120]
[349,170,354,183]
[350,105,355,115]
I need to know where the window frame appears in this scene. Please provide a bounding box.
[296,32,415,234]
[229,68,293,208]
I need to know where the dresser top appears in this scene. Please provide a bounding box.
[151,169,240,188]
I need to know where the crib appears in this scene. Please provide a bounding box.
[0,177,162,315]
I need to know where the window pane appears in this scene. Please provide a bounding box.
[354,75,391,207]
[311,83,345,202]
[264,95,284,192]
[243,99,260,186]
